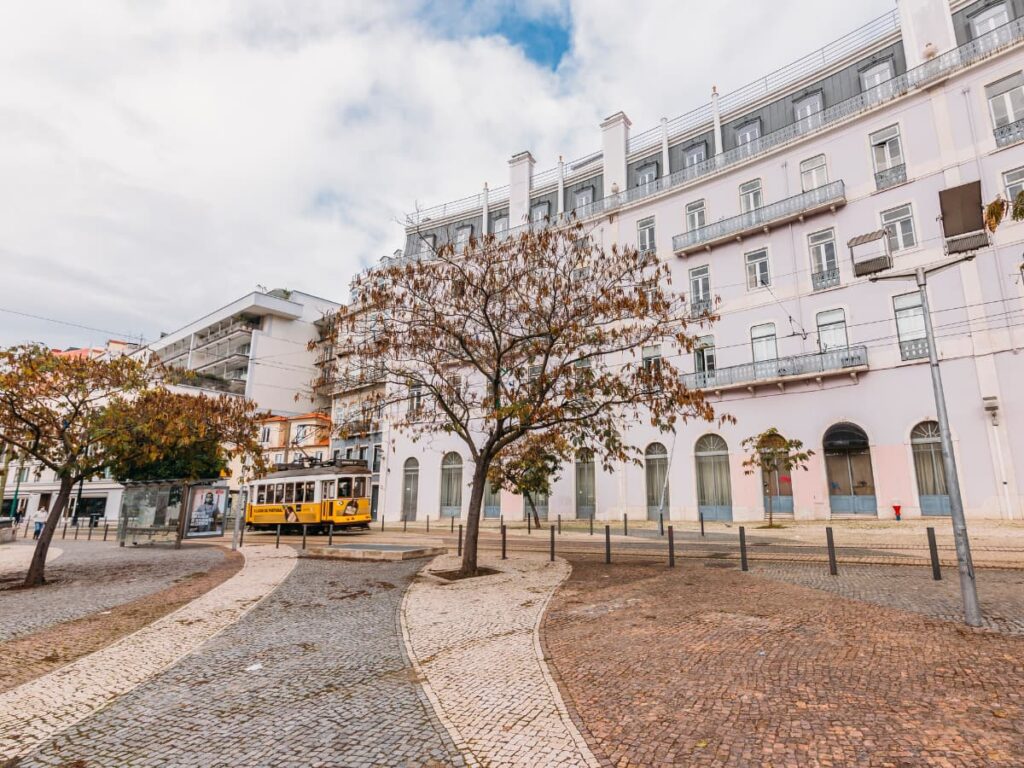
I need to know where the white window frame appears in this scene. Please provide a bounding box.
[637,217,656,253]
[686,200,706,231]
[684,143,706,167]
[1004,166,1024,200]
[642,344,662,372]
[417,234,436,255]
[881,204,917,252]
[799,154,828,191]
[860,60,894,91]
[260,426,271,443]
[739,179,763,213]
[744,248,771,290]
[869,125,903,172]
[794,92,823,121]
[808,228,838,274]
[689,265,711,303]
[531,201,550,223]
[492,216,509,235]
[455,225,473,252]
[988,74,1024,128]
[637,163,658,186]
[695,335,716,374]
[971,3,1009,37]
[735,120,761,146]
[750,323,778,362]
[574,187,594,209]
[816,308,848,352]
[894,292,926,343]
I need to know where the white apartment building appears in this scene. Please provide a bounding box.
[379,0,1024,524]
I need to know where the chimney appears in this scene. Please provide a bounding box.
[508,151,535,226]
[600,111,631,195]
[897,0,957,69]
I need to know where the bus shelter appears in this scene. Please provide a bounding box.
[117,479,229,547]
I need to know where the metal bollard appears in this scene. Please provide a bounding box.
[329,522,334,546]
[381,516,385,532]
[403,518,407,533]
[501,524,507,560]
[604,525,611,564]
[87,523,93,541]
[668,525,675,568]
[623,513,628,537]
[276,524,281,549]
[527,513,531,534]
[103,522,109,542]
[557,515,561,535]
[302,524,307,550]
[550,525,555,562]
[589,514,594,536]
[739,526,748,572]
[74,523,79,540]
[699,512,705,537]
[926,526,942,581]
[659,512,664,537]
[451,516,455,533]
[62,522,68,539]
[458,524,463,556]
[426,515,430,533]
[826,526,838,576]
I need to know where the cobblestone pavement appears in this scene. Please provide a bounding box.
[14,555,463,768]
[1,545,297,762]
[752,561,1024,634]
[543,558,1024,767]
[403,554,599,768]
[0,540,227,641]
[0,541,62,574]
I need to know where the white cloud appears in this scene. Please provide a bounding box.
[0,0,895,349]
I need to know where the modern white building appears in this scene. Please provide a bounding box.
[380,0,1024,524]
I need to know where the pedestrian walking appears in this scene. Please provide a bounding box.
[32,505,48,540]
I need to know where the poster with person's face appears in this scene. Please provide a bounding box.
[185,486,226,538]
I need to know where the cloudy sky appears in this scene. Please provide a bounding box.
[0,0,895,349]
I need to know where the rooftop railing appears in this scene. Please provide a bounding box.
[683,345,868,390]
[405,18,1024,234]
[673,181,846,254]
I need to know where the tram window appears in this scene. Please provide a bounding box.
[285,483,295,503]
[256,486,266,504]
[295,483,305,503]
[354,478,367,498]
[274,484,284,503]
[339,478,353,498]
[305,482,316,502]
[321,480,335,499]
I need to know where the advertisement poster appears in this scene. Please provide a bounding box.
[184,485,226,538]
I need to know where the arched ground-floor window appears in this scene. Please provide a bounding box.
[645,442,669,521]
[402,458,419,521]
[824,423,877,515]
[695,434,732,521]
[439,452,463,518]
[912,421,951,516]
[483,483,501,519]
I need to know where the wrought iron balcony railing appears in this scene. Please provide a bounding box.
[673,181,846,254]
[688,297,713,319]
[811,267,841,291]
[994,118,1024,148]
[899,338,929,361]
[874,163,907,191]
[683,345,868,391]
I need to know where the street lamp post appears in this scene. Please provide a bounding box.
[874,258,981,626]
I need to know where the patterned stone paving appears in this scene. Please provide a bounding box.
[0,539,227,641]
[543,558,1024,767]
[13,555,462,768]
[402,554,599,768]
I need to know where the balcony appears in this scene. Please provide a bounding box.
[192,351,250,374]
[874,163,907,191]
[899,338,929,361]
[688,297,713,319]
[945,229,990,255]
[811,267,841,291]
[673,181,846,255]
[193,319,258,350]
[682,345,868,392]
[994,118,1024,148]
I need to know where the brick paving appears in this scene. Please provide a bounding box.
[1,545,297,763]
[403,554,599,768]
[753,561,1024,635]
[542,558,1024,767]
[14,555,463,768]
[0,540,228,641]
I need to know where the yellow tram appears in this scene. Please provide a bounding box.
[245,460,373,532]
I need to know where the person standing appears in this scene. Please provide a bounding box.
[32,504,48,540]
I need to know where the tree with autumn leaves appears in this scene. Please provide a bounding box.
[336,218,721,576]
[0,345,265,587]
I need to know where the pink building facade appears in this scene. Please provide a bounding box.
[379,0,1024,524]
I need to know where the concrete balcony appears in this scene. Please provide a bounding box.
[193,319,258,351]
[874,164,907,191]
[994,118,1024,148]
[682,345,868,392]
[673,181,846,256]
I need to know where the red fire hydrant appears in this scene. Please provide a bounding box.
[893,504,902,521]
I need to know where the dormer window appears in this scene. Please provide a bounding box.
[418,234,436,255]
[455,225,473,252]
[492,216,509,235]
[531,201,550,223]
[794,92,823,122]
[735,120,761,146]
[574,186,594,210]
[971,3,1008,37]
[684,143,706,168]
[637,163,658,186]
[860,60,893,91]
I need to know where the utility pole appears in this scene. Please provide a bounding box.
[873,257,981,626]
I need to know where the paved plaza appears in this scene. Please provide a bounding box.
[2,530,1024,767]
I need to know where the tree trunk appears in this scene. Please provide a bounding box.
[460,460,488,577]
[24,474,75,587]
[524,491,543,529]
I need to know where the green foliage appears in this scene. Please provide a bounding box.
[112,437,226,481]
